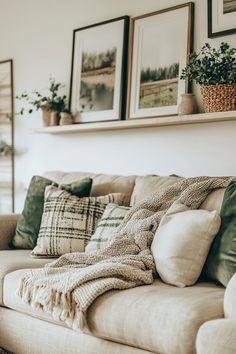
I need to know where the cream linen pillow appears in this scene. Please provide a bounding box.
[151,201,221,287]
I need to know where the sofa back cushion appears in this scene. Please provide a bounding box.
[130,175,182,206]
[200,188,225,213]
[44,171,136,206]
[40,172,228,215]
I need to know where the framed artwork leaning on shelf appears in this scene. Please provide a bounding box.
[69,16,130,123]
[127,2,194,120]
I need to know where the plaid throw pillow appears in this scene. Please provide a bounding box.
[85,203,130,253]
[32,186,127,257]
[12,175,93,249]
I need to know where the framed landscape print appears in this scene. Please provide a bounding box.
[69,16,129,123]
[0,59,14,213]
[208,0,236,37]
[127,3,194,119]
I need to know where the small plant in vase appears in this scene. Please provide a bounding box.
[59,108,73,126]
[16,78,69,126]
[181,42,236,113]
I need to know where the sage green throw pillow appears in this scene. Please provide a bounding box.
[12,175,92,249]
[205,180,236,286]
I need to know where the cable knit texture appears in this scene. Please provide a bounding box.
[18,176,232,331]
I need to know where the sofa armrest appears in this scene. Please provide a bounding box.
[0,214,20,250]
[224,274,236,318]
[196,319,236,354]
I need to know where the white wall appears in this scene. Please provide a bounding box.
[0,0,236,211]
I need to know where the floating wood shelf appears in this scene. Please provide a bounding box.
[34,110,236,134]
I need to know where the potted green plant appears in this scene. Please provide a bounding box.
[0,141,12,157]
[16,78,69,126]
[181,42,236,113]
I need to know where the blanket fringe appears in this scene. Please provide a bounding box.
[17,278,84,329]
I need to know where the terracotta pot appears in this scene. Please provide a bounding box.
[59,112,73,125]
[41,106,50,127]
[177,94,198,115]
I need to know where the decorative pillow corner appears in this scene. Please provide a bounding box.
[204,180,236,286]
[60,177,92,197]
[12,176,93,249]
[151,201,221,288]
[85,203,130,253]
[32,186,127,257]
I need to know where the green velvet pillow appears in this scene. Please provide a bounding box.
[205,180,236,286]
[12,175,92,249]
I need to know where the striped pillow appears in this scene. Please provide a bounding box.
[85,203,130,253]
[32,186,127,257]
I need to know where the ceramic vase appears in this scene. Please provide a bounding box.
[41,105,50,127]
[50,111,60,126]
[59,112,73,126]
[177,94,198,115]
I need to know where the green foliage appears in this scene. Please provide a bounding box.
[181,42,236,86]
[16,78,69,115]
[0,141,12,156]
[141,63,179,84]
[82,48,116,72]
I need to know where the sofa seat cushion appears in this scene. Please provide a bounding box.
[4,270,224,354]
[4,269,67,327]
[0,250,54,305]
[87,281,224,354]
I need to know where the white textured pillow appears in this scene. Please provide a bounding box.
[151,201,221,287]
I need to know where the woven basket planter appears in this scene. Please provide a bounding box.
[201,84,236,113]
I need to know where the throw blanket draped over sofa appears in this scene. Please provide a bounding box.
[18,176,232,331]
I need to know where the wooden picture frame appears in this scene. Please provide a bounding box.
[208,0,236,38]
[127,3,194,120]
[0,59,14,213]
[69,16,130,123]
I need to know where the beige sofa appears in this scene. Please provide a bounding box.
[0,171,235,354]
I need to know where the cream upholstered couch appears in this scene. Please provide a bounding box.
[0,171,235,354]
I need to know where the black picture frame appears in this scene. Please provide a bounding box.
[69,16,130,123]
[208,0,236,38]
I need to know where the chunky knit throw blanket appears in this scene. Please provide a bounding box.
[18,176,232,331]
